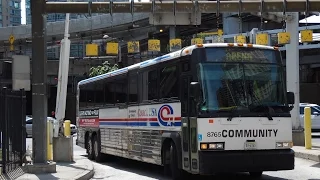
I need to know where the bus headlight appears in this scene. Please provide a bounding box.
[200,142,224,150]
[276,142,293,148]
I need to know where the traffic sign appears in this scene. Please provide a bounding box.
[9,34,15,45]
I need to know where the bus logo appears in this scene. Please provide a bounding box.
[158,105,174,126]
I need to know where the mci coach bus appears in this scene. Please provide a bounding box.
[76,43,295,179]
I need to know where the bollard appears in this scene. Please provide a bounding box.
[64,120,71,137]
[304,107,312,149]
[47,120,53,161]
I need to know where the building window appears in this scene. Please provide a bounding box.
[14,2,19,8]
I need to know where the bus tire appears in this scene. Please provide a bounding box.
[249,171,263,178]
[87,136,95,160]
[93,135,103,162]
[169,142,183,180]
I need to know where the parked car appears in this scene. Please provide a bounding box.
[26,116,77,137]
[299,103,320,132]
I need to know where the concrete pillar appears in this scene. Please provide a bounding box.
[169,26,176,39]
[223,13,241,35]
[286,12,304,146]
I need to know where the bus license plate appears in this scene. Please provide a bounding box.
[244,142,257,150]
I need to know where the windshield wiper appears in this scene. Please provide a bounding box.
[216,106,248,121]
[227,106,238,121]
[249,105,274,120]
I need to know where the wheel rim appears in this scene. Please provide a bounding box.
[94,140,98,157]
[88,139,92,154]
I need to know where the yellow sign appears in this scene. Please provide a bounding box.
[256,33,269,45]
[300,29,313,43]
[9,34,15,44]
[148,39,160,52]
[217,29,223,36]
[191,38,203,45]
[106,42,119,55]
[9,45,14,51]
[127,41,140,53]
[234,35,246,43]
[277,32,291,45]
[169,39,182,52]
[86,44,99,56]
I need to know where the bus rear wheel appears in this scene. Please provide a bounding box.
[87,136,94,160]
[93,135,103,162]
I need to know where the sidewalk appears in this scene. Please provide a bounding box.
[16,155,94,180]
[293,146,320,162]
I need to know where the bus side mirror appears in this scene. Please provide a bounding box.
[190,82,200,102]
[287,91,294,105]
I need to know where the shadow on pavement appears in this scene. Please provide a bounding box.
[90,154,289,180]
[311,163,320,168]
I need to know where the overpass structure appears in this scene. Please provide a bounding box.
[0,13,152,43]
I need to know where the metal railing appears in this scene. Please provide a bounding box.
[0,87,26,175]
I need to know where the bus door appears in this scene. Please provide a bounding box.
[180,75,198,173]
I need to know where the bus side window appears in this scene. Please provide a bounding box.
[141,69,158,103]
[104,79,115,106]
[79,86,87,108]
[86,83,95,107]
[95,80,104,106]
[159,65,179,100]
[129,73,138,104]
[114,75,127,104]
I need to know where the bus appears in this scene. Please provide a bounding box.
[76,43,295,179]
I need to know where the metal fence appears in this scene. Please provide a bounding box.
[0,87,26,175]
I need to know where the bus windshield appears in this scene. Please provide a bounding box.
[198,48,287,114]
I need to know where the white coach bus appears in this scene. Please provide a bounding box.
[76,43,295,179]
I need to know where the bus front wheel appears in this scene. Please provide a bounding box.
[169,142,183,180]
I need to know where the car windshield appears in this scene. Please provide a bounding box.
[198,62,287,113]
[313,106,320,112]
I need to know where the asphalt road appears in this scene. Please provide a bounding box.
[312,133,320,147]
[26,137,320,180]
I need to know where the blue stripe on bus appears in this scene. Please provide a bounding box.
[100,121,182,127]
[100,122,148,126]
[146,122,181,126]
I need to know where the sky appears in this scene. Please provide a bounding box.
[21,0,26,24]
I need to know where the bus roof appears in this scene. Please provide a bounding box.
[78,43,276,86]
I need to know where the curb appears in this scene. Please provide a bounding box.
[74,160,95,180]
[295,150,320,162]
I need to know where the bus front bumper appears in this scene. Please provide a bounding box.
[198,149,294,175]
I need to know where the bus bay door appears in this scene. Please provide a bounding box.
[180,75,198,173]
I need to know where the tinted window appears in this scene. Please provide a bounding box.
[129,73,138,103]
[141,69,158,102]
[26,119,32,124]
[159,65,179,99]
[148,70,158,101]
[114,75,127,104]
[300,107,304,114]
[95,80,104,106]
[79,82,95,108]
[104,79,115,105]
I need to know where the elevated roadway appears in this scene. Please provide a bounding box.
[0,13,151,43]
